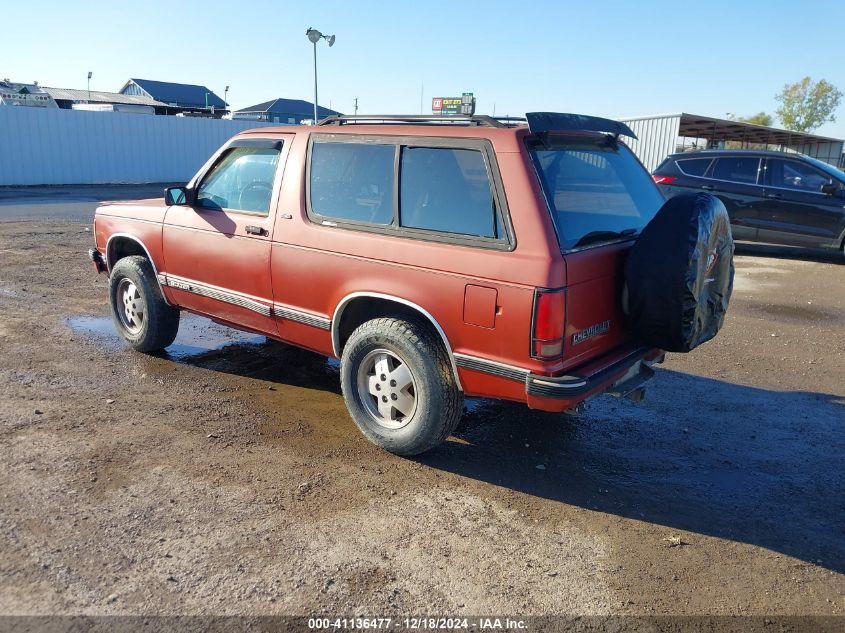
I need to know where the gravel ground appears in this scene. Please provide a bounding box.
[0,218,843,619]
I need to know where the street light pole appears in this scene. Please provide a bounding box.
[306,28,335,124]
[224,85,229,112]
[87,71,92,102]
[312,39,318,123]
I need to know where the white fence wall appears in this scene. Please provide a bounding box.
[0,106,275,185]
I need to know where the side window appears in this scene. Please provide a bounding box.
[766,159,831,192]
[309,142,395,225]
[400,147,497,238]
[676,158,712,177]
[711,157,760,184]
[197,146,281,214]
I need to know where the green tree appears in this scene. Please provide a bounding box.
[738,112,773,126]
[775,77,843,132]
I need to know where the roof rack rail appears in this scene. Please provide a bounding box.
[316,114,524,128]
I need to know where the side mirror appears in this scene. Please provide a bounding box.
[820,182,838,196]
[165,186,193,206]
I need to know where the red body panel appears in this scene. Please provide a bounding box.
[92,123,659,410]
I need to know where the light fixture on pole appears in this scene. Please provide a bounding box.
[87,71,92,102]
[306,27,335,124]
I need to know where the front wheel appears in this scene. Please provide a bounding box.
[340,317,463,456]
[109,256,179,352]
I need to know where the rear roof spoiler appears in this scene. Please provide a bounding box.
[526,112,638,140]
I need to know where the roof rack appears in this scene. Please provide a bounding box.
[313,112,637,139]
[316,114,526,128]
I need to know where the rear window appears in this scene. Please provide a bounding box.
[676,157,712,177]
[528,139,664,251]
[711,157,760,184]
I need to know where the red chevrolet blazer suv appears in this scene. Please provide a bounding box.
[88,112,734,455]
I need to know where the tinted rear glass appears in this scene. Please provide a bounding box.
[676,157,712,177]
[309,142,395,225]
[528,140,664,251]
[711,157,760,184]
[400,147,496,237]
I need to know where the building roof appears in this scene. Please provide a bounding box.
[124,78,226,109]
[236,97,340,118]
[42,86,167,107]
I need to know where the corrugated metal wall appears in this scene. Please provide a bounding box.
[618,115,681,172]
[788,140,845,167]
[0,107,275,185]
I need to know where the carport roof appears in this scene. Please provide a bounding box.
[42,87,167,107]
[624,112,843,146]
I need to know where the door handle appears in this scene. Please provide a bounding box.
[245,225,267,236]
[700,184,715,190]
[765,193,783,199]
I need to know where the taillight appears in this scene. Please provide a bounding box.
[531,289,566,360]
[652,175,676,185]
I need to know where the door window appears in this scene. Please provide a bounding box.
[197,146,281,214]
[711,157,760,184]
[399,147,498,237]
[766,158,832,193]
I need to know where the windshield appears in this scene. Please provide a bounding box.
[528,138,665,251]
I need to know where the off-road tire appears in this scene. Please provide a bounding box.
[340,317,463,456]
[109,256,179,353]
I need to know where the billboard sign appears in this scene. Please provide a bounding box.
[432,93,475,115]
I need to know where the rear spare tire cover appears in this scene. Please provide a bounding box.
[624,192,734,353]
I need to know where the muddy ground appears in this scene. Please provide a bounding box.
[0,215,843,618]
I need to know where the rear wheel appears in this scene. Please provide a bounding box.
[109,256,179,352]
[340,317,462,455]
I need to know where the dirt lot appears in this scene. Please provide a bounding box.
[0,216,843,619]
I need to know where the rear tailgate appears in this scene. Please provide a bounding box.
[562,241,635,368]
[525,133,666,369]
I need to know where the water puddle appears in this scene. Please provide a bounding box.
[66,313,342,386]
[67,314,265,358]
[757,303,837,322]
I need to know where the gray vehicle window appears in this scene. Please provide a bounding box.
[766,158,832,192]
[400,147,497,237]
[309,142,395,225]
[676,157,712,177]
[196,146,281,214]
[711,157,760,184]
[529,140,664,251]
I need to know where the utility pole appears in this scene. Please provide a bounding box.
[354,97,358,115]
[420,82,424,114]
[87,71,92,103]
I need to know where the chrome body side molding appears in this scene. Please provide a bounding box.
[274,304,332,330]
[453,353,529,382]
[159,274,272,317]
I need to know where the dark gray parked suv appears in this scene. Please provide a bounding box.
[653,150,845,256]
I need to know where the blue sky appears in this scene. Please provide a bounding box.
[6,0,845,137]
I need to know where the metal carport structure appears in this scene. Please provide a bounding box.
[618,113,844,171]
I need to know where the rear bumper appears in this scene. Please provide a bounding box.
[455,346,665,413]
[525,346,658,399]
[525,346,664,412]
[88,248,108,274]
